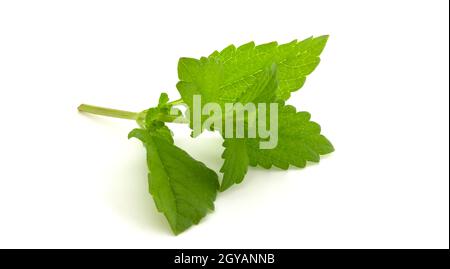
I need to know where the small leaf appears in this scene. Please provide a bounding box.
[220,139,249,191]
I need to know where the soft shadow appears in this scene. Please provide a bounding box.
[174,134,224,171]
[103,144,172,235]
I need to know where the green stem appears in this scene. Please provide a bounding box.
[78,103,190,124]
[78,104,139,120]
[168,99,185,106]
[160,114,190,124]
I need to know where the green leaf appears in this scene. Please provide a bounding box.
[220,104,334,190]
[245,105,334,169]
[129,128,219,235]
[137,92,184,129]
[219,139,249,191]
[237,63,278,104]
[218,66,277,191]
[177,36,328,106]
[158,92,170,105]
[181,63,279,135]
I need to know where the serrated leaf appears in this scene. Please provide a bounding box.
[220,104,334,190]
[222,64,279,133]
[129,128,219,235]
[218,66,277,190]
[245,105,334,169]
[237,63,278,104]
[177,36,328,106]
[219,139,249,191]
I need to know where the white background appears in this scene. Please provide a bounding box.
[0,0,448,249]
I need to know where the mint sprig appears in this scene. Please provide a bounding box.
[78,36,334,234]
